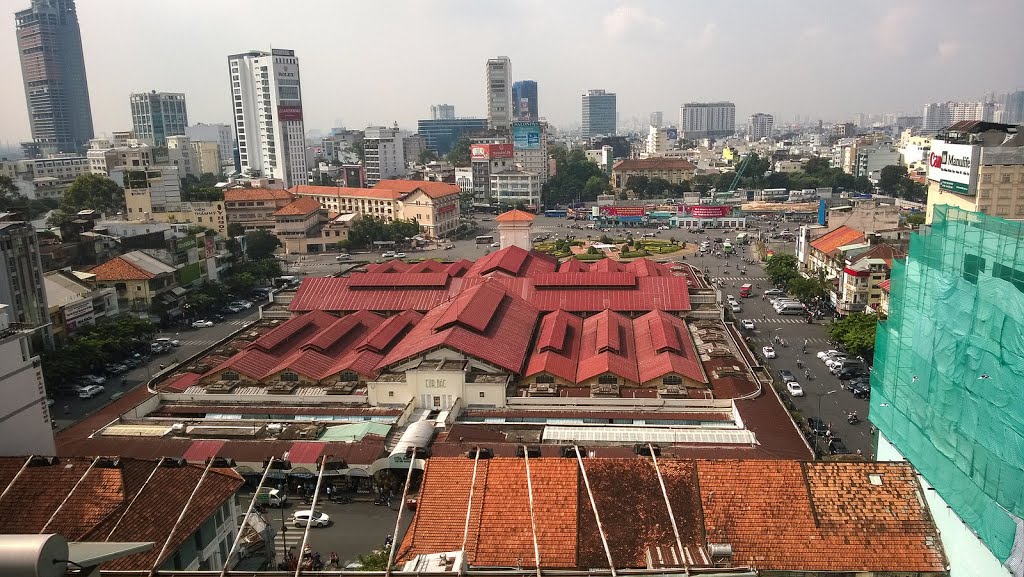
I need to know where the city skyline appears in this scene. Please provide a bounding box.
[2,0,1024,144]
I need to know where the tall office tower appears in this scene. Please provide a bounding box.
[14,0,94,154]
[748,113,774,141]
[649,111,664,128]
[228,48,307,188]
[922,101,996,132]
[485,56,512,129]
[511,80,538,122]
[581,89,617,138]
[0,217,52,351]
[363,126,408,186]
[129,91,188,147]
[1000,91,1024,125]
[430,104,455,120]
[679,102,736,140]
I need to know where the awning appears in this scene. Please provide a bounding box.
[345,467,371,478]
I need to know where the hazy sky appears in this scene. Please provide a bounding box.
[2,0,1023,142]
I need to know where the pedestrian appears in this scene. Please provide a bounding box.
[762,313,767,321]
[63,404,70,416]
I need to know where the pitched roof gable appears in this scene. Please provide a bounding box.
[810,225,865,255]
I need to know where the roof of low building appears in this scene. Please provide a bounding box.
[613,158,697,171]
[87,250,175,281]
[809,225,865,255]
[291,184,404,201]
[374,179,461,199]
[223,188,293,202]
[273,196,323,216]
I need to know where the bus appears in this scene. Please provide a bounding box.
[543,209,568,218]
[739,284,753,298]
[722,241,734,254]
[735,232,749,245]
[475,235,494,244]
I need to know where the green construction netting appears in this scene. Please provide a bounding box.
[871,205,1024,562]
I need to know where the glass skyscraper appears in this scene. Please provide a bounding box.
[512,80,538,122]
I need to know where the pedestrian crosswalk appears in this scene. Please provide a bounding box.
[713,276,769,282]
[746,317,812,324]
[177,339,217,346]
[753,336,831,345]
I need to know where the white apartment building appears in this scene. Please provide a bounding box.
[645,125,677,157]
[485,56,512,129]
[0,304,54,456]
[166,135,200,179]
[363,126,408,186]
[117,165,183,218]
[87,142,153,176]
[680,102,736,139]
[512,121,550,183]
[0,156,90,199]
[748,113,774,141]
[490,170,540,207]
[922,101,995,132]
[228,48,307,188]
[185,123,235,170]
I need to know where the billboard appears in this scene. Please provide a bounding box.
[599,206,646,217]
[513,123,541,150]
[928,140,979,195]
[278,106,304,122]
[665,128,678,140]
[683,205,733,218]
[470,143,515,160]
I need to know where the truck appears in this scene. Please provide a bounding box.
[735,232,749,245]
[255,487,287,508]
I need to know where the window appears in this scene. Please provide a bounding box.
[280,371,299,381]
[598,375,618,385]
[388,391,394,397]
[982,174,993,184]
[432,396,441,407]
[663,375,683,386]
[478,391,485,398]
[535,374,554,384]
[963,254,985,284]
[1002,174,1012,184]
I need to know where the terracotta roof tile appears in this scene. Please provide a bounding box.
[223,188,293,202]
[374,179,461,199]
[810,225,865,254]
[633,311,706,384]
[494,209,536,222]
[577,311,638,383]
[292,184,404,201]
[523,310,582,382]
[273,197,323,216]
[613,158,696,171]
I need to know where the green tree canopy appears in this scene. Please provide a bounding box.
[244,230,282,260]
[227,223,245,237]
[62,174,125,215]
[788,275,830,304]
[827,312,879,357]
[447,137,471,166]
[346,217,421,249]
[765,253,800,286]
[541,147,611,206]
[419,149,439,164]
[905,212,926,226]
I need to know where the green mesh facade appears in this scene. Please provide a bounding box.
[871,205,1024,561]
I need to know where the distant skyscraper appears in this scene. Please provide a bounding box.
[185,123,235,171]
[679,102,736,140]
[581,89,616,138]
[922,101,995,132]
[748,113,774,141]
[512,80,538,122]
[130,91,188,147]
[485,57,512,129]
[15,0,94,154]
[1002,91,1024,125]
[430,104,455,120]
[228,49,307,187]
[417,118,488,156]
[649,111,664,128]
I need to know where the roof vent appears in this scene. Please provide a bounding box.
[170,423,185,433]
[868,473,883,486]
[466,447,493,459]
[266,423,283,433]
[27,456,59,467]
[560,445,586,458]
[708,543,733,563]
[160,458,188,468]
[516,446,541,458]
[94,458,123,469]
[634,443,661,456]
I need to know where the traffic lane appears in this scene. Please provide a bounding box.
[269,500,411,567]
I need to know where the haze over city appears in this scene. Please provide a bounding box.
[1,0,1023,141]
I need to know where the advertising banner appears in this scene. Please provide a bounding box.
[666,128,678,140]
[471,143,514,160]
[683,205,733,218]
[513,123,541,150]
[928,140,979,195]
[599,206,646,217]
[278,106,304,122]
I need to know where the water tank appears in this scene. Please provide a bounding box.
[707,543,733,558]
[0,534,69,577]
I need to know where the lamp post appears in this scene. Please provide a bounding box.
[816,389,837,420]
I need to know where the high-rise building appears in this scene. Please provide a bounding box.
[15,0,94,154]
[363,125,408,185]
[922,101,996,132]
[430,104,455,120]
[649,111,664,128]
[512,121,549,183]
[511,80,538,122]
[581,89,617,138]
[129,91,188,147]
[748,113,774,141]
[679,102,736,140]
[417,118,489,156]
[485,56,512,130]
[1000,90,1024,125]
[228,48,307,188]
[185,123,235,172]
[0,304,54,456]
[0,216,52,351]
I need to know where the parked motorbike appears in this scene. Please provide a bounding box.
[847,412,860,425]
[331,494,353,504]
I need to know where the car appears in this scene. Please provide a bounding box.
[825,356,849,370]
[828,438,851,455]
[46,397,55,408]
[104,363,127,375]
[489,242,500,247]
[192,319,215,328]
[836,367,867,380]
[80,374,106,385]
[786,382,805,397]
[230,300,253,310]
[208,314,226,323]
[154,337,180,347]
[740,319,755,330]
[291,510,331,528]
[817,350,840,361]
[778,369,796,383]
[762,346,776,359]
[806,417,827,436]
[382,251,397,258]
[395,252,408,258]
[851,382,871,399]
[763,288,784,297]
[77,384,105,399]
[221,305,242,314]
[731,303,742,312]
[335,253,352,261]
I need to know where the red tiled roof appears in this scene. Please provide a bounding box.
[374,179,461,200]
[848,242,906,267]
[879,279,891,292]
[494,209,536,222]
[577,310,638,383]
[380,280,540,373]
[558,259,590,273]
[182,440,225,462]
[273,196,323,216]
[613,158,696,171]
[293,184,404,201]
[632,310,706,384]
[464,246,558,277]
[810,225,865,255]
[287,441,327,466]
[290,276,452,313]
[224,188,293,202]
[210,311,340,380]
[348,272,451,288]
[89,256,156,281]
[523,310,583,382]
[625,258,672,277]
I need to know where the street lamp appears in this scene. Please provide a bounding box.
[816,389,837,420]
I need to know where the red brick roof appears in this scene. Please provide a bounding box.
[633,310,706,384]
[0,457,241,570]
[494,209,536,222]
[290,275,455,313]
[292,184,403,201]
[89,256,157,281]
[400,458,946,572]
[273,196,323,216]
[809,225,865,255]
[374,179,461,199]
[523,310,583,382]
[223,188,293,202]
[465,246,558,277]
[613,158,696,171]
[879,279,891,292]
[577,310,638,383]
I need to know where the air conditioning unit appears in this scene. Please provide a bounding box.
[661,385,681,395]
[170,423,185,433]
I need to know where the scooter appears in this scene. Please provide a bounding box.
[847,412,860,425]
[331,494,354,504]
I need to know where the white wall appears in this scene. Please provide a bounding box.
[0,332,55,456]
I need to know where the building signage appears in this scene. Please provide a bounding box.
[599,206,646,217]
[513,123,541,151]
[278,106,304,122]
[684,205,733,218]
[666,128,678,140]
[471,143,515,160]
[928,140,978,195]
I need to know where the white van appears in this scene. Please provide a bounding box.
[777,302,806,315]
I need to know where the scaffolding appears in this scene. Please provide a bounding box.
[871,205,1024,561]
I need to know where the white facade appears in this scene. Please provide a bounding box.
[87,143,152,176]
[748,113,774,141]
[165,135,200,179]
[645,126,677,157]
[185,123,235,169]
[455,167,473,194]
[512,122,550,183]
[430,104,455,120]
[228,49,307,188]
[0,156,90,199]
[680,102,736,139]
[363,126,407,186]
[485,56,512,129]
[0,305,55,456]
[490,171,540,207]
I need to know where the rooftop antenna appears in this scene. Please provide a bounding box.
[522,445,543,577]
[574,445,616,576]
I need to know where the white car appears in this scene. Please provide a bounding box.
[154,337,180,348]
[817,350,840,361]
[291,510,331,528]
[191,319,214,328]
[741,319,755,330]
[762,346,777,359]
[78,384,105,399]
[395,252,407,258]
[490,242,500,247]
[382,251,397,258]
[79,374,106,385]
[230,300,253,310]
[786,382,805,397]
[825,356,849,370]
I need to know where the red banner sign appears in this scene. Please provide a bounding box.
[278,106,303,122]
[471,143,514,160]
[599,206,646,217]
[684,205,732,218]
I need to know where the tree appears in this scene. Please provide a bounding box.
[345,217,421,249]
[852,176,874,193]
[354,547,391,571]
[227,223,245,238]
[349,141,365,162]
[583,175,609,198]
[541,147,611,205]
[625,175,650,197]
[788,275,829,304]
[62,174,125,214]
[244,230,282,260]
[765,253,800,286]
[827,313,879,357]
[905,213,926,226]
[647,177,671,198]
[878,165,906,194]
[803,157,832,176]
[447,137,472,166]
[418,149,439,164]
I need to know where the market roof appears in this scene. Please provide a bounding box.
[291,184,404,201]
[87,250,175,281]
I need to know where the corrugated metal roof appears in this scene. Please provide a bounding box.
[533,272,637,287]
[577,310,638,383]
[348,272,451,288]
